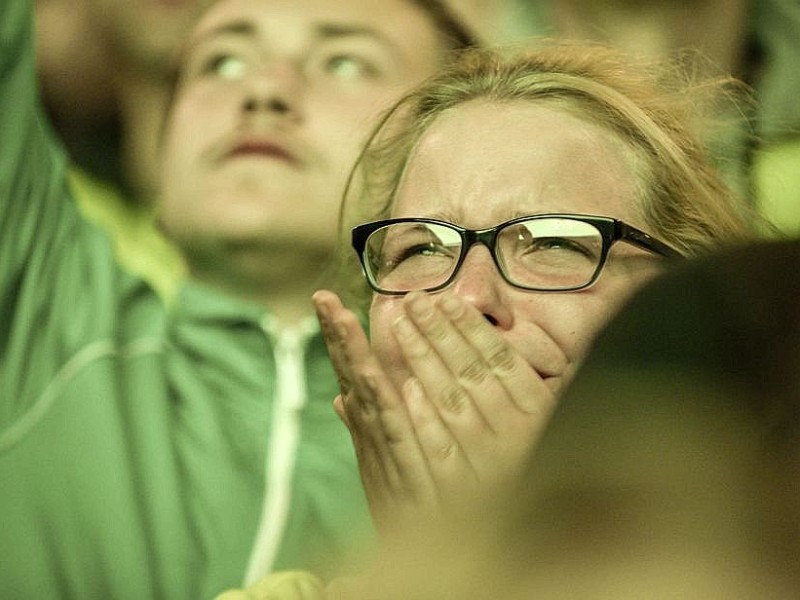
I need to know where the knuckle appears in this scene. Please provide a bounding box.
[487,342,516,373]
[425,321,450,344]
[357,396,375,416]
[440,385,470,415]
[436,442,459,462]
[458,358,490,384]
[406,343,434,361]
[382,417,407,447]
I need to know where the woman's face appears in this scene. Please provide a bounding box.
[369,99,664,396]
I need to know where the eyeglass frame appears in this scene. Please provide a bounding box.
[352,213,683,295]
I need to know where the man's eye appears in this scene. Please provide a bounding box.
[202,54,248,80]
[324,55,377,80]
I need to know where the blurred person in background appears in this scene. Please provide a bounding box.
[1,1,475,598]
[37,0,213,202]
[33,0,505,302]
[35,0,118,175]
[35,0,211,299]
[514,0,800,237]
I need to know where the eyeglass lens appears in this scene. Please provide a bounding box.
[364,218,605,292]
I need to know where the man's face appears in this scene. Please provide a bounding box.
[159,0,444,270]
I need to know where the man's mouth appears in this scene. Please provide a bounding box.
[228,140,299,165]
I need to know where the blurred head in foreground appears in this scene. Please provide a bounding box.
[333,240,799,600]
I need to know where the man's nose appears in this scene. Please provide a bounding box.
[241,59,303,121]
[448,245,514,328]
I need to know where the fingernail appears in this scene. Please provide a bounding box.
[407,292,433,319]
[392,315,415,340]
[311,292,326,312]
[333,395,346,421]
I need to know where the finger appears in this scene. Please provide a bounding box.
[332,345,406,506]
[337,385,405,535]
[313,290,363,395]
[404,290,552,425]
[432,293,556,482]
[332,393,348,426]
[346,363,444,507]
[314,291,412,432]
[314,292,438,515]
[397,292,553,484]
[394,292,506,432]
[437,292,556,429]
[391,311,492,481]
[314,292,403,512]
[402,377,479,503]
[341,373,442,535]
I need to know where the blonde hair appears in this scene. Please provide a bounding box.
[336,43,760,307]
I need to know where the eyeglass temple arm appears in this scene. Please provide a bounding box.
[616,222,683,259]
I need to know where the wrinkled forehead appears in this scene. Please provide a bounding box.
[388,100,641,225]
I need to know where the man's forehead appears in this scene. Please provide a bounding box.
[189,20,399,49]
[190,0,440,44]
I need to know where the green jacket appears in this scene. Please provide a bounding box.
[0,3,370,598]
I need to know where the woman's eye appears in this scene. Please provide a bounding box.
[400,243,441,259]
[393,242,456,267]
[531,237,593,257]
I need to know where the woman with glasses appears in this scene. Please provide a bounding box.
[309,44,759,537]
[218,44,760,599]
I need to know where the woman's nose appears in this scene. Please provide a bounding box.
[448,245,514,328]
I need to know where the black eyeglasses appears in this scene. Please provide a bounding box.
[352,214,682,295]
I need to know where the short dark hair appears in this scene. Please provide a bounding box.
[408,0,480,51]
[161,0,478,143]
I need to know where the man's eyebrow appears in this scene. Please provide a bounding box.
[179,20,392,63]
[167,20,256,90]
[314,23,394,47]
[185,20,257,52]
[316,23,380,38]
